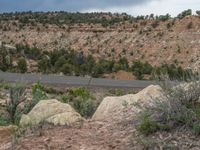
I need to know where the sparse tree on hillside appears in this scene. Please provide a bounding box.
[187,21,193,29]
[17,58,27,73]
[196,10,200,16]
[177,9,192,19]
[38,55,51,73]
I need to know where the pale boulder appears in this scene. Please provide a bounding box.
[20,99,84,127]
[92,85,163,121]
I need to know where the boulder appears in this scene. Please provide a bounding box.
[92,85,163,121]
[20,99,84,127]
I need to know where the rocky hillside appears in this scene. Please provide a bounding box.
[0,12,200,73]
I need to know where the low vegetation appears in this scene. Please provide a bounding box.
[0,82,48,126]
[0,9,198,28]
[0,44,196,81]
[138,80,200,135]
[0,81,100,127]
[6,84,26,124]
[22,82,48,115]
[60,87,96,118]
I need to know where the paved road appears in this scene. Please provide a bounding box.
[0,72,157,88]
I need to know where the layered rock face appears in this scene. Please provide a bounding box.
[20,99,84,127]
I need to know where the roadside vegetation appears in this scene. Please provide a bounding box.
[0,80,100,127]
[60,87,96,118]
[0,82,47,126]
[0,44,196,81]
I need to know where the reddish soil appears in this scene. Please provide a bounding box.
[13,120,135,150]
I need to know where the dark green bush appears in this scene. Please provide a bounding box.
[177,9,192,19]
[17,58,27,73]
[6,44,197,81]
[131,61,153,80]
[0,46,13,71]
[60,63,74,75]
[38,55,51,73]
[0,114,11,126]
[196,10,200,16]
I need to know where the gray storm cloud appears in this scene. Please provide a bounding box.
[0,0,150,12]
[0,0,199,17]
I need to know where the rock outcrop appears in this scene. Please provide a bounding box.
[20,99,84,127]
[92,85,163,121]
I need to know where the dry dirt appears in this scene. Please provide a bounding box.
[8,110,200,150]
[11,93,137,149]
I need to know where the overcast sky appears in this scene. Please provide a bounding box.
[0,0,200,16]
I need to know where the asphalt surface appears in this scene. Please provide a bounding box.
[0,72,157,88]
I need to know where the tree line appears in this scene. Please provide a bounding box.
[0,44,196,81]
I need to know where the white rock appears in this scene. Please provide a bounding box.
[20,99,84,127]
[92,85,163,121]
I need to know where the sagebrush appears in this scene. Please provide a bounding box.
[138,80,200,135]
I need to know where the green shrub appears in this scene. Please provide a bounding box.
[177,9,192,19]
[17,58,27,73]
[0,47,13,71]
[196,10,200,16]
[6,84,25,123]
[193,122,200,135]
[38,55,51,73]
[0,114,11,126]
[24,46,41,60]
[138,113,160,135]
[61,87,96,118]
[131,61,153,80]
[23,82,47,114]
[60,63,74,75]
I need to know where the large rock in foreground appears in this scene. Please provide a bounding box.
[20,99,84,127]
[92,85,163,121]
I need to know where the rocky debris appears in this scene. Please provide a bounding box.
[0,125,17,150]
[20,99,84,127]
[92,85,163,121]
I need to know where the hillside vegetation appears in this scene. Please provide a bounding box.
[0,9,200,79]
